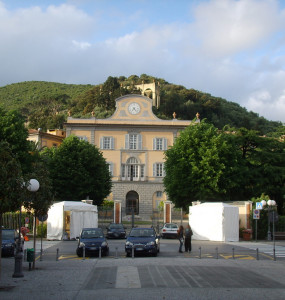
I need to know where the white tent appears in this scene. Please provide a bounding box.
[47,201,98,240]
[189,202,239,242]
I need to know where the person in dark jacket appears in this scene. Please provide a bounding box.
[184,224,193,252]
[177,225,184,253]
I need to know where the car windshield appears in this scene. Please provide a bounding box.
[81,229,103,238]
[129,229,155,237]
[109,224,124,229]
[2,230,16,240]
[165,224,178,229]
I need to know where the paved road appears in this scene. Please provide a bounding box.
[1,256,285,299]
[1,240,285,299]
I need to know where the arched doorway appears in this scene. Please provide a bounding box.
[126,191,139,215]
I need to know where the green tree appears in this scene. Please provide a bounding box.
[0,141,23,218]
[231,128,285,212]
[43,136,112,205]
[0,141,24,278]
[23,159,54,216]
[163,120,242,209]
[0,108,32,174]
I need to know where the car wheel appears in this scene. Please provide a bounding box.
[76,249,83,257]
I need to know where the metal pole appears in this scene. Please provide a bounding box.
[83,246,85,260]
[267,209,271,241]
[132,245,134,258]
[273,210,276,261]
[255,219,257,242]
[216,247,218,259]
[199,247,201,259]
[256,248,259,260]
[232,247,235,259]
[32,214,36,269]
[131,208,134,228]
[56,248,59,261]
[13,206,24,277]
[40,221,43,261]
[115,247,118,259]
[99,247,102,259]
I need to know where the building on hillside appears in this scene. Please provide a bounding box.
[65,94,194,220]
[28,128,66,149]
[134,81,161,108]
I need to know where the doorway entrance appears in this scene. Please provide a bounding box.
[126,191,139,215]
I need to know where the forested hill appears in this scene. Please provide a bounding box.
[0,75,282,135]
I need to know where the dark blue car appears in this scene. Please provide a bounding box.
[1,229,17,257]
[125,227,160,257]
[106,223,126,239]
[76,228,109,257]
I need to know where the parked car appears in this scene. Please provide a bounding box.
[125,227,160,257]
[1,229,17,257]
[161,223,179,239]
[106,223,126,239]
[76,228,109,257]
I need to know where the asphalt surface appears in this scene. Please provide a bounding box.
[1,240,285,300]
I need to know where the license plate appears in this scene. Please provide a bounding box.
[136,247,144,251]
[89,247,97,250]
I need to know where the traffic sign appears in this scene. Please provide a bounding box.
[37,214,48,222]
[253,209,260,220]
[256,202,263,210]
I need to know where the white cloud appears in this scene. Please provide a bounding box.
[191,0,281,57]
[248,89,285,122]
[72,40,91,50]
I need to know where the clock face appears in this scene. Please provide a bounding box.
[128,102,141,115]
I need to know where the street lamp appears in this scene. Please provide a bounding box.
[13,179,40,278]
[261,199,277,241]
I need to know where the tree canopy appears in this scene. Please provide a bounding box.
[164,121,285,212]
[42,136,112,205]
[163,121,243,209]
[0,108,32,174]
[0,141,23,215]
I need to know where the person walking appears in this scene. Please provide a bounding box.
[177,225,184,253]
[184,224,193,252]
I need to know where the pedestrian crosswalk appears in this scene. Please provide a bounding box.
[230,242,285,258]
[83,265,283,289]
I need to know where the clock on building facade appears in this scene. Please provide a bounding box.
[128,102,141,115]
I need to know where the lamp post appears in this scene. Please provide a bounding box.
[13,179,40,278]
[261,199,277,241]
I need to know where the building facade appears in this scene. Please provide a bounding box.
[65,94,192,220]
[28,129,66,149]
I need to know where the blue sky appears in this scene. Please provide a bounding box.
[0,0,285,122]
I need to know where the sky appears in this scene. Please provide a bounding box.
[0,0,285,123]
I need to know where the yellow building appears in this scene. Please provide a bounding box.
[65,94,193,220]
[28,129,66,149]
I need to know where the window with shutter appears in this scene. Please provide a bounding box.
[125,134,142,150]
[101,137,114,149]
[153,138,167,150]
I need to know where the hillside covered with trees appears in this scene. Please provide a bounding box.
[0,74,283,135]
